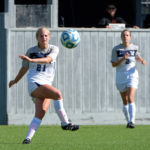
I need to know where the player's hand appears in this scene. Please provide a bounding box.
[9,80,16,88]
[19,55,32,62]
[133,25,140,29]
[124,52,130,59]
[142,60,146,65]
[105,25,112,29]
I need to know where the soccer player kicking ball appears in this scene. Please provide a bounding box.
[9,27,79,144]
[111,29,146,128]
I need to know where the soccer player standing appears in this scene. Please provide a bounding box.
[9,27,79,144]
[111,29,146,128]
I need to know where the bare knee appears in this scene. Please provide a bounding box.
[120,91,128,105]
[34,98,50,120]
[35,109,47,120]
[54,90,63,100]
[128,95,134,103]
[123,99,128,105]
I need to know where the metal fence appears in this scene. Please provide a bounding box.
[1,28,150,125]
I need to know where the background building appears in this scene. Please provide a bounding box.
[0,0,150,28]
[0,0,150,125]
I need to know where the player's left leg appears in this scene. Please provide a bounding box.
[32,84,79,131]
[53,99,79,131]
[53,99,70,126]
[127,87,136,128]
[22,98,50,144]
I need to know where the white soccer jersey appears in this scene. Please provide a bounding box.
[111,43,140,90]
[111,43,140,72]
[22,44,59,86]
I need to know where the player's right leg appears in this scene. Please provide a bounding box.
[120,91,130,127]
[127,87,136,128]
[22,98,50,144]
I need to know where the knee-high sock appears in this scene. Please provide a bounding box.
[129,102,136,123]
[122,104,129,123]
[26,117,41,140]
[54,99,69,126]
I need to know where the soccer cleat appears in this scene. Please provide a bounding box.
[126,122,135,129]
[126,123,130,128]
[61,123,79,131]
[129,122,135,128]
[22,138,31,144]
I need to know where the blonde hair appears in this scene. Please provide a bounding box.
[121,29,131,38]
[36,27,50,39]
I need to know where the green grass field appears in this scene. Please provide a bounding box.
[0,125,150,150]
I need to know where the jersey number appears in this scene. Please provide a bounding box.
[36,64,46,72]
[125,59,130,64]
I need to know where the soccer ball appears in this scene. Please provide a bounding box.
[61,29,80,49]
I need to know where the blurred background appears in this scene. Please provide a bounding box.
[0,0,150,125]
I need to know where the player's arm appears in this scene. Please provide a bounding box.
[9,66,28,88]
[19,55,53,64]
[19,46,59,64]
[112,53,129,67]
[136,56,146,65]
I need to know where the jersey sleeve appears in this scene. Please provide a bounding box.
[111,47,117,62]
[49,46,59,61]
[135,45,140,58]
[22,49,30,68]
